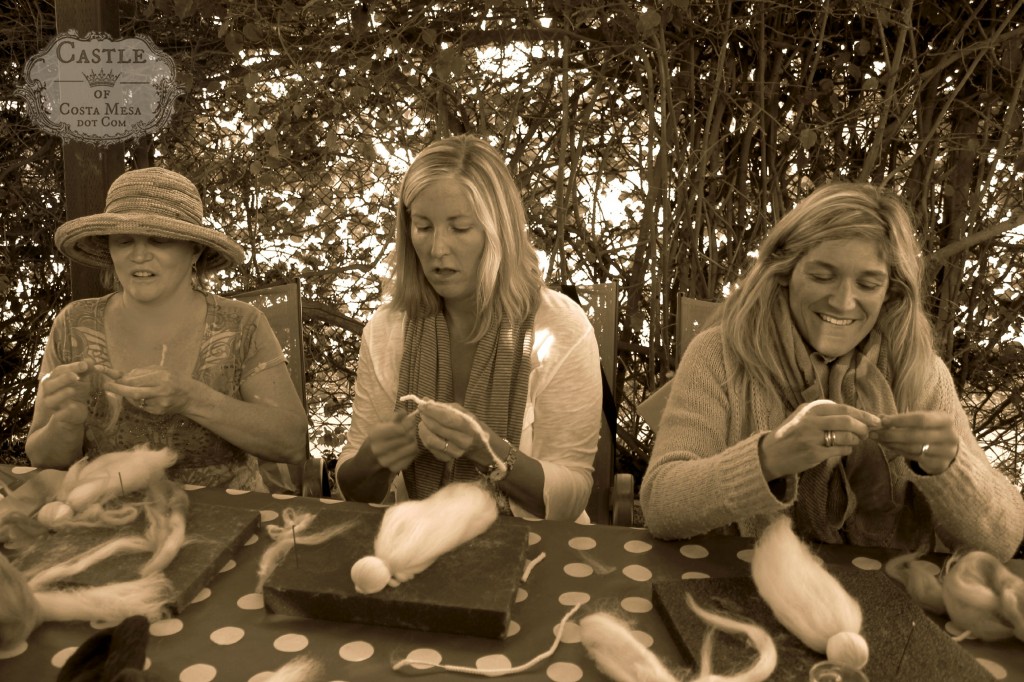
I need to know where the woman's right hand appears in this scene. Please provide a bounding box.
[37,359,97,429]
[758,399,882,480]
[364,411,419,472]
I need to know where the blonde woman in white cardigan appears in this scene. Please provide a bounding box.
[641,182,1024,559]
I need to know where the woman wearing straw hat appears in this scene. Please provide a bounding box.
[25,167,307,490]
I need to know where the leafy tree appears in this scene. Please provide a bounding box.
[2,0,1022,491]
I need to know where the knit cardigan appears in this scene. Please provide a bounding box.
[640,327,1024,561]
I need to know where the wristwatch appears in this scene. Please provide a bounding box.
[485,442,517,482]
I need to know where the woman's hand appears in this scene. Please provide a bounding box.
[98,365,196,415]
[415,401,496,470]
[364,411,419,472]
[37,358,97,429]
[759,399,882,480]
[870,411,958,475]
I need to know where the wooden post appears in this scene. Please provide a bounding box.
[55,0,123,300]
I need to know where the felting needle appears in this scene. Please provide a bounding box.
[292,526,299,566]
[894,618,917,677]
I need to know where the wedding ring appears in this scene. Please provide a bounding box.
[443,440,449,455]
[824,430,837,447]
[139,397,147,409]
[920,443,929,455]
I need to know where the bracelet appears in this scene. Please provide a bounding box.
[486,441,517,483]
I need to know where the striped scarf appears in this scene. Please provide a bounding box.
[396,305,535,513]
[772,299,931,550]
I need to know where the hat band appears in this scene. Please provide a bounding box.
[105,194,204,225]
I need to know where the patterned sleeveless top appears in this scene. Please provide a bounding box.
[40,293,287,490]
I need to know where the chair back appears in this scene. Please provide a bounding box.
[228,281,324,496]
[637,295,721,432]
[568,284,631,525]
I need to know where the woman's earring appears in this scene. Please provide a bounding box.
[191,260,199,289]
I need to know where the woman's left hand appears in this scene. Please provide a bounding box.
[870,410,959,475]
[98,365,196,415]
[416,401,495,469]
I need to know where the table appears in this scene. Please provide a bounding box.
[1,464,1021,682]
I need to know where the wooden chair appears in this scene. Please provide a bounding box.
[228,280,327,496]
[637,295,721,432]
[570,283,634,526]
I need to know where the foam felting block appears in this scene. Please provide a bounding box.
[652,567,992,682]
[263,504,530,638]
[9,499,259,614]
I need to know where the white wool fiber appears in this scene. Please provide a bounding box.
[36,500,75,526]
[26,534,152,590]
[942,550,1024,641]
[34,572,172,624]
[256,509,357,593]
[684,593,777,682]
[354,482,498,593]
[884,551,946,614]
[265,655,324,682]
[399,394,505,473]
[751,516,868,670]
[64,446,178,512]
[138,481,190,576]
[0,553,40,649]
[392,602,583,676]
[579,612,680,682]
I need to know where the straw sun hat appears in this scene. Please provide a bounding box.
[54,167,245,272]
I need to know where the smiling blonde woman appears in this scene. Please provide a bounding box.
[641,182,1024,559]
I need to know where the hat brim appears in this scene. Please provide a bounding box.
[55,213,245,272]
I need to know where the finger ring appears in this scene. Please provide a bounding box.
[443,440,449,455]
[139,397,147,409]
[824,430,837,447]
[920,443,929,455]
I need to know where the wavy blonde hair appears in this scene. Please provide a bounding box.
[388,135,542,339]
[720,182,935,410]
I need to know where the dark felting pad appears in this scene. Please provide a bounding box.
[652,567,991,682]
[10,498,259,614]
[263,504,530,639]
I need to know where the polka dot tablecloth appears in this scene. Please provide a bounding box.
[1,465,1022,682]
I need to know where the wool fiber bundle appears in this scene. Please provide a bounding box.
[941,550,1024,642]
[883,550,946,614]
[579,594,776,682]
[0,552,171,650]
[256,509,358,593]
[399,394,506,475]
[351,481,499,594]
[751,515,869,671]
[36,446,178,528]
[265,655,325,682]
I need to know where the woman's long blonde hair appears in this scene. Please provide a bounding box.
[720,182,935,409]
[388,135,542,338]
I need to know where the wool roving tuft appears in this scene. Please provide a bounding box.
[0,553,40,649]
[751,515,868,671]
[579,612,679,682]
[36,446,178,530]
[941,550,1024,642]
[399,394,507,475]
[884,550,946,614]
[351,481,499,594]
[579,594,777,682]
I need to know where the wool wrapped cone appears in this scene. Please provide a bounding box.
[54,167,245,273]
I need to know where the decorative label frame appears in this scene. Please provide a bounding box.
[16,31,184,147]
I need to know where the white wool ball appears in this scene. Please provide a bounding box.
[36,501,74,527]
[351,556,391,594]
[826,631,869,670]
